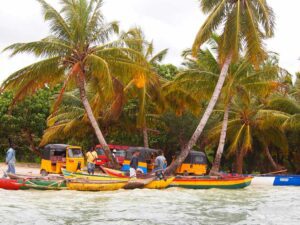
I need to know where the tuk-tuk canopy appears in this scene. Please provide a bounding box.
[96,144,130,150]
[125,147,159,162]
[183,151,207,165]
[41,144,70,160]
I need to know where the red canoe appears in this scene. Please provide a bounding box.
[0,178,24,190]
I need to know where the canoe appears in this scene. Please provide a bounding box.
[170,175,253,189]
[251,175,300,186]
[0,178,24,190]
[101,166,128,178]
[8,173,64,180]
[67,179,127,191]
[101,167,175,189]
[18,179,67,190]
[62,169,129,181]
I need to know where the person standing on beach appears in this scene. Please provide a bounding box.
[129,151,140,178]
[5,144,16,176]
[86,147,98,175]
[154,150,167,171]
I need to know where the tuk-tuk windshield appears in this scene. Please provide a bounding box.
[96,148,105,156]
[193,154,206,164]
[114,150,126,157]
[68,148,83,158]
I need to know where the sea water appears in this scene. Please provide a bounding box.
[0,186,299,225]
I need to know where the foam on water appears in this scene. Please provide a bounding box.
[0,186,299,225]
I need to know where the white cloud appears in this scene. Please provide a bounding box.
[0,0,299,84]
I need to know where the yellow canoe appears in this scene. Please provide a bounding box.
[62,169,129,181]
[145,177,175,189]
[67,180,127,191]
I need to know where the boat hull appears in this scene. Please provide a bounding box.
[62,169,129,181]
[252,175,300,186]
[101,167,175,189]
[144,177,175,189]
[19,179,67,190]
[67,181,126,191]
[170,176,252,189]
[0,179,24,190]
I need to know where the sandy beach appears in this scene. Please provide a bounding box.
[0,162,40,177]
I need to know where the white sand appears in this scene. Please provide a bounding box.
[0,162,40,177]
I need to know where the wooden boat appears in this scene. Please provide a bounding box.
[8,173,65,181]
[18,179,67,190]
[62,169,129,181]
[67,179,127,191]
[0,178,24,190]
[101,166,175,189]
[170,175,253,189]
[251,175,300,186]
[101,166,129,178]
[6,173,67,190]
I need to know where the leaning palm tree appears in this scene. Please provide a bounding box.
[1,0,148,168]
[166,0,275,174]
[209,58,280,174]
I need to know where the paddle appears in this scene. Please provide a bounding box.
[261,169,288,176]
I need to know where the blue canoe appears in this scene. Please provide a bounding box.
[252,175,300,186]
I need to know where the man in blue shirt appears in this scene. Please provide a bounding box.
[129,151,140,178]
[5,145,16,176]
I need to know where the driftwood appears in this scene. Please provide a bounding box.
[123,177,155,189]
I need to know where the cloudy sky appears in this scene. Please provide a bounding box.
[0,0,299,83]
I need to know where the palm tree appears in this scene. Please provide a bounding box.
[1,0,148,168]
[166,0,275,174]
[121,28,167,147]
[209,59,280,174]
[209,93,291,173]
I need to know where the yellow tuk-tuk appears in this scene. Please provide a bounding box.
[40,144,84,176]
[176,151,207,175]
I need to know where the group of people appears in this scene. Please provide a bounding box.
[86,147,167,178]
[129,150,167,178]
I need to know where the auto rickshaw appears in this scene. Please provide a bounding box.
[176,151,207,175]
[40,144,84,176]
[121,147,159,173]
[95,144,129,167]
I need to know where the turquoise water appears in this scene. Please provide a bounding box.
[0,186,299,225]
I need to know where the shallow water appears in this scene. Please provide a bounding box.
[0,186,299,225]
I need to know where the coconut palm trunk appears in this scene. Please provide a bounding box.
[143,127,149,148]
[236,150,244,174]
[209,102,230,175]
[77,74,119,168]
[264,146,280,171]
[165,54,232,175]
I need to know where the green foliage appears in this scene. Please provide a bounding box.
[0,88,55,162]
[155,64,178,81]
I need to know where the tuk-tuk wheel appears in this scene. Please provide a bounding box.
[40,169,48,176]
